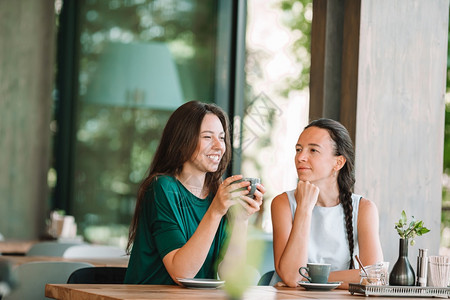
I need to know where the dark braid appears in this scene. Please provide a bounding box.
[305,118,356,269]
[340,191,355,269]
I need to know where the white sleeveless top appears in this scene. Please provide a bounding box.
[269,190,361,285]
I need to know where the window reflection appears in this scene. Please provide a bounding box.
[72,0,218,247]
[243,0,312,231]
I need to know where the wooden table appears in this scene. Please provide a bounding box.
[0,240,38,255]
[45,284,418,299]
[0,255,129,268]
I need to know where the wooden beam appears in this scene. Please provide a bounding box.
[339,0,361,143]
[310,0,345,122]
[309,0,327,121]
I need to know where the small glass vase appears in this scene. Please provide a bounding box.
[389,238,415,286]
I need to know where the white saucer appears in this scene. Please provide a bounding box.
[177,278,225,289]
[298,281,342,291]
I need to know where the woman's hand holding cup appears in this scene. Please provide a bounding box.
[228,176,264,221]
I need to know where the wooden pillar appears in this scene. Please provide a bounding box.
[339,0,360,142]
[355,0,448,264]
[0,0,55,239]
[309,0,345,123]
[310,0,449,264]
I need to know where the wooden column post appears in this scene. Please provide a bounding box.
[354,0,448,263]
[309,0,345,123]
[0,0,55,239]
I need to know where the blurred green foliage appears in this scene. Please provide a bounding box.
[442,103,450,228]
[444,106,450,174]
[441,9,450,230]
[279,0,312,96]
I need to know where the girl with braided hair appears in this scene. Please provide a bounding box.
[270,118,383,289]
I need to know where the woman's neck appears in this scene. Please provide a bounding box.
[176,170,208,198]
[315,178,340,207]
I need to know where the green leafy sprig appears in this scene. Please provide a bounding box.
[394,210,430,246]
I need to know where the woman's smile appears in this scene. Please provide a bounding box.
[206,154,221,163]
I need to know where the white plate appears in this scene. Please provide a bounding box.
[298,281,342,291]
[177,278,225,289]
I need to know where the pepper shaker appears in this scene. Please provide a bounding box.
[416,248,428,286]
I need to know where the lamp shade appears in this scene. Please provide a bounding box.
[84,41,184,110]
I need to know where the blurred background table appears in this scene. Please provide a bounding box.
[0,255,129,268]
[0,239,38,255]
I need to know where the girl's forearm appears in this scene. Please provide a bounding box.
[164,208,223,281]
[276,211,312,287]
[328,269,360,290]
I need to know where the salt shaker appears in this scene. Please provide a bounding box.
[416,248,428,286]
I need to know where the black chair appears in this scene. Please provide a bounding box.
[257,270,275,286]
[67,267,127,284]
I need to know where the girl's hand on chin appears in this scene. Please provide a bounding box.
[295,180,319,210]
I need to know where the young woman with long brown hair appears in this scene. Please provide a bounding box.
[124,101,265,285]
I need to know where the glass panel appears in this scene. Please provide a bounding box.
[243,0,312,232]
[72,0,219,247]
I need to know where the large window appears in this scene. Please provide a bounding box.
[54,0,313,247]
[54,0,236,246]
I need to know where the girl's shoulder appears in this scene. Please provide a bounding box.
[358,197,377,209]
[271,191,290,210]
[152,175,178,188]
[146,175,180,197]
[357,197,379,219]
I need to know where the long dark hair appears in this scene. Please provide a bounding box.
[126,101,232,253]
[305,118,356,269]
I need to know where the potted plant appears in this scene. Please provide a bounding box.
[389,210,430,286]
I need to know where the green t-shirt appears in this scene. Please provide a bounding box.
[124,175,227,284]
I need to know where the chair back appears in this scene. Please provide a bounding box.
[247,232,274,276]
[67,267,127,284]
[26,241,85,257]
[257,270,275,286]
[62,245,127,258]
[3,261,94,300]
[0,260,16,298]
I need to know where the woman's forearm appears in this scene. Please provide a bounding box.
[328,269,360,289]
[163,208,223,282]
[276,210,312,287]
